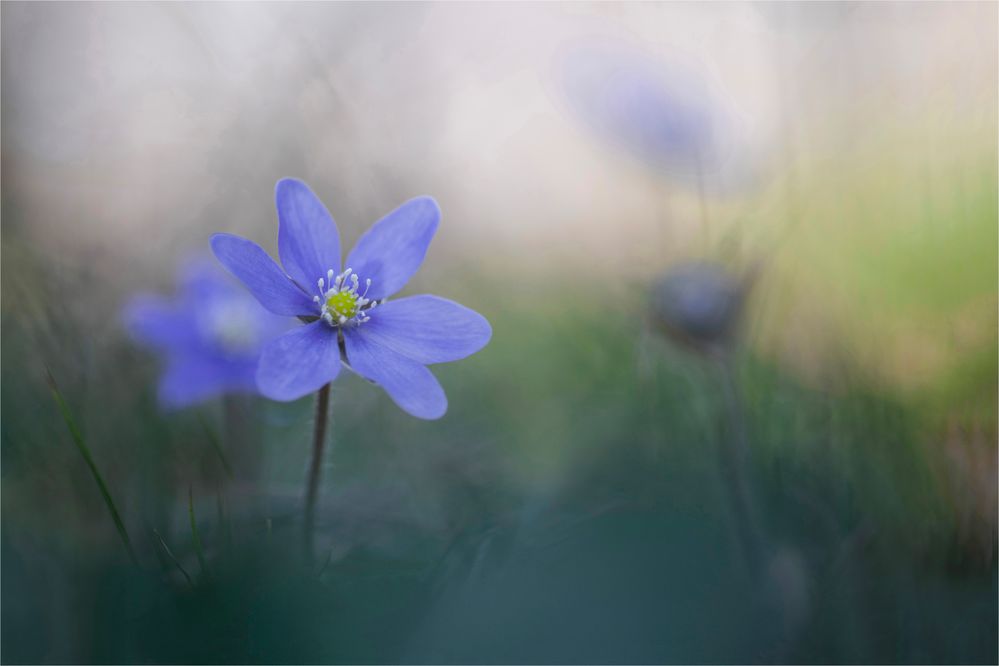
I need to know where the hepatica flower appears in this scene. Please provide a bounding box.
[210,179,491,419]
[123,258,288,408]
[557,40,749,189]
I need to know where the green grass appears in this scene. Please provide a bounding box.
[46,367,138,566]
[2,135,995,662]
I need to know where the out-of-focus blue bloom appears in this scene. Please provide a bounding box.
[123,258,288,409]
[649,261,750,355]
[210,179,491,420]
[558,40,737,183]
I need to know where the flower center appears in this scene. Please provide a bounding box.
[326,290,358,319]
[314,268,378,326]
[201,301,258,354]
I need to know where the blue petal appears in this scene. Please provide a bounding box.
[158,353,259,410]
[345,197,440,300]
[256,321,341,401]
[177,254,293,352]
[360,295,491,364]
[122,294,200,351]
[342,326,447,419]
[276,178,342,290]
[210,233,316,316]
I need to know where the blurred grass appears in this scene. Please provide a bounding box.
[45,368,138,566]
[748,129,997,415]
[3,272,996,662]
[1,137,996,662]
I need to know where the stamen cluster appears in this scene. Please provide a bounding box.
[313,268,378,326]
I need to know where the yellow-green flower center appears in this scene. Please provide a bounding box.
[326,290,358,319]
[314,267,378,327]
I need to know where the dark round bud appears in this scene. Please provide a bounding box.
[648,261,748,353]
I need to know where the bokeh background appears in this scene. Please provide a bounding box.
[2,2,996,663]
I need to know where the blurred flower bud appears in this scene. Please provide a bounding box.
[648,261,755,354]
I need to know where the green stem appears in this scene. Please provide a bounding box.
[716,355,764,571]
[198,413,233,479]
[303,383,331,563]
[189,486,207,577]
[152,529,194,587]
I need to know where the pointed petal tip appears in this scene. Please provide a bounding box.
[391,384,448,420]
[342,327,449,419]
[360,295,492,364]
[209,233,316,316]
[407,196,442,233]
[476,310,493,342]
[275,177,310,196]
[416,400,448,420]
[412,195,442,217]
[276,177,342,288]
[344,197,442,300]
[209,231,237,251]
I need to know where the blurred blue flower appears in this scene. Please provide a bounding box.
[648,261,749,355]
[559,40,737,182]
[123,257,288,409]
[210,179,491,420]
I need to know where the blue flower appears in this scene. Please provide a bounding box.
[559,40,736,182]
[210,179,491,420]
[122,257,289,409]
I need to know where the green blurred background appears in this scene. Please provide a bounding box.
[2,2,996,663]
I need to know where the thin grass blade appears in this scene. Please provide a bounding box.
[152,529,194,588]
[198,413,234,479]
[46,368,138,566]
[189,486,207,576]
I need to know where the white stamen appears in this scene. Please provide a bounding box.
[314,266,379,329]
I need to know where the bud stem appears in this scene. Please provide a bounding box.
[716,354,764,571]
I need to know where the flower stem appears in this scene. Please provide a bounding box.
[303,383,331,563]
[716,354,764,572]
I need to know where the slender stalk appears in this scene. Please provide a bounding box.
[152,529,194,587]
[189,486,207,577]
[696,158,710,247]
[715,354,764,572]
[198,413,233,480]
[303,383,332,562]
[316,548,335,580]
[223,395,254,484]
[217,490,233,553]
[46,368,138,566]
